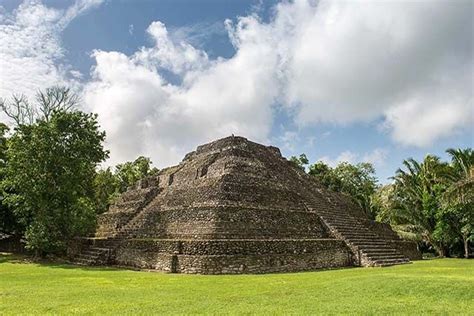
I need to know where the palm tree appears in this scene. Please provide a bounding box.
[390,155,449,256]
[444,148,474,258]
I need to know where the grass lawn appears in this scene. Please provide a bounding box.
[0,253,473,315]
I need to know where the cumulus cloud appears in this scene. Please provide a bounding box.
[84,19,278,166]
[1,0,471,168]
[280,0,473,144]
[83,0,471,167]
[0,0,103,100]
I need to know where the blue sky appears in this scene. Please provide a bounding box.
[0,0,472,183]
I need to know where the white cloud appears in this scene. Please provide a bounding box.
[83,0,471,167]
[320,148,388,168]
[277,130,300,152]
[319,150,358,167]
[1,0,471,168]
[384,93,473,147]
[0,0,103,101]
[362,148,389,167]
[280,0,472,145]
[84,19,279,166]
[134,21,211,76]
[168,21,227,49]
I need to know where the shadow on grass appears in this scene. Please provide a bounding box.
[0,252,132,273]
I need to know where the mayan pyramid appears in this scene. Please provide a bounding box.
[70,136,420,274]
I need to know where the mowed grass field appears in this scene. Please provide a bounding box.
[0,253,473,315]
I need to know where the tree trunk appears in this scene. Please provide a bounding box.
[439,247,446,258]
[464,237,470,259]
[434,243,446,257]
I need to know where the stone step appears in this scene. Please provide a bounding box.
[120,187,157,202]
[357,246,398,253]
[353,245,396,252]
[372,258,410,266]
[76,253,99,259]
[361,249,399,255]
[327,222,366,229]
[320,216,359,223]
[326,220,365,226]
[328,225,368,231]
[343,234,382,239]
[347,236,386,241]
[75,256,98,263]
[113,200,145,209]
[349,242,391,248]
[333,228,372,234]
[339,233,380,239]
[349,241,391,247]
[364,253,406,260]
[80,251,101,257]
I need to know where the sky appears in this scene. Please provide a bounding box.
[0,0,472,183]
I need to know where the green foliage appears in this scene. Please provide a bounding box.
[308,161,342,191]
[0,122,19,235]
[386,154,473,257]
[441,148,474,258]
[305,149,472,257]
[115,156,158,193]
[93,157,159,214]
[289,153,309,171]
[0,255,472,315]
[3,111,108,254]
[333,162,378,217]
[308,160,378,218]
[93,168,120,214]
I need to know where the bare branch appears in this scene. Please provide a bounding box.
[36,86,80,121]
[0,94,35,126]
[1,86,80,126]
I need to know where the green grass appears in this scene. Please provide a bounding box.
[0,253,473,315]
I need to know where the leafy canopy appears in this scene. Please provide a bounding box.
[3,110,108,254]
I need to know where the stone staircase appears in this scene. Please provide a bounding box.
[95,186,159,237]
[74,246,112,266]
[304,201,410,267]
[73,178,162,266]
[113,203,161,239]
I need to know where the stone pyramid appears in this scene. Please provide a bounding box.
[70,136,420,274]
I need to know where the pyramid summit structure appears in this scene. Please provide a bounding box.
[70,136,420,273]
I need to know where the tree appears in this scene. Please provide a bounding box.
[308,161,343,191]
[115,156,159,193]
[441,148,474,258]
[0,123,20,235]
[308,161,378,218]
[93,168,120,214]
[332,162,378,218]
[390,155,451,256]
[289,154,309,171]
[0,86,79,126]
[3,110,108,255]
[93,157,159,214]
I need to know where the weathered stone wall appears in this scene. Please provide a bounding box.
[362,220,402,240]
[114,239,352,274]
[129,207,328,239]
[388,240,422,260]
[67,237,92,259]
